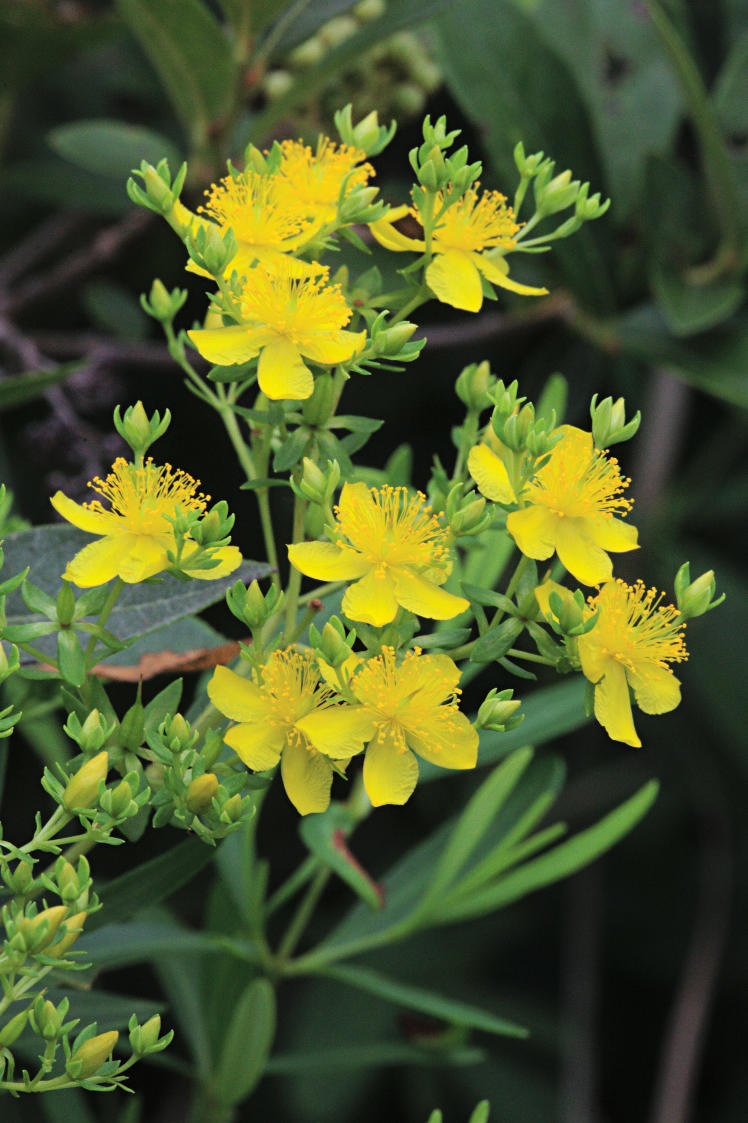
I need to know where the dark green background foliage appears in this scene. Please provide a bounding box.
[0,0,745,1120]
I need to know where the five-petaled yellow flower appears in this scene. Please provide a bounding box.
[208,650,372,815]
[274,138,374,227]
[370,186,547,312]
[575,579,688,748]
[346,647,478,806]
[51,459,241,587]
[287,482,469,627]
[188,264,365,400]
[500,426,638,586]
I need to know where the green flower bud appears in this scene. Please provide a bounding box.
[0,1008,29,1047]
[140,280,188,324]
[55,582,76,627]
[62,751,108,812]
[192,500,234,546]
[298,457,342,506]
[334,105,396,157]
[220,792,246,823]
[490,379,524,425]
[354,0,385,19]
[450,496,492,537]
[113,401,172,458]
[186,223,238,278]
[0,642,20,684]
[160,713,195,753]
[64,709,112,753]
[288,36,326,68]
[227,580,283,629]
[5,859,34,896]
[67,1031,118,1078]
[476,689,523,732]
[310,615,355,668]
[264,69,294,100]
[100,778,138,819]
[129,1014,162,1056]
[535,168,581,216]
[513,141,546,177]
[320,14,357,47]
[589,394,641,448]
[455,361,494,412]
[37,999,62,1040]
[185,773,219,814]
[302,373,336,426]
[674,563,724,619]
[19,905,68,951]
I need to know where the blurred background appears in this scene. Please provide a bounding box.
[0,0,746,1120]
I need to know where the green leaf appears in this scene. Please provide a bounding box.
[414,749,535,922]
[48,119,182,182]
[101,615,226,667]
[143,677,183,734]
[273,428,310,472]
[441,779,659,923]
[212,978,276,1105]
[299,803,384,911]
[57,630,87,688]
[468,1103,491,1123]
[88,838,215,930]
[322,963,527,1039]
[615,304,748,408]
[469,617,524,663]
[116,0,234,148]
[2,525,271,651]
[77,920,224,968]
[0,365,78,410]
[265,1043,484,1073]
[650,265,744,336]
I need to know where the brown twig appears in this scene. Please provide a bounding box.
[0,211,88,286]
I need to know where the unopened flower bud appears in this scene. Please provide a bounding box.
[288,36,326,68]
[674,563,723,619]
[450,496,491,537]
[129,1014,162,1056]
[220,792,246,823]
[185,773,219,814]
[62,751,108,812]
[161,713,194,753]
[0,642,20,684]
[5,860,34,896]
[335,105,396,156]
[477,689,523,732]
[0,1008,29,1047]
[320,14,357,47]
[227,579,283,629]
[302,373,336,426]
[37,999,62,1040]
[455,361,494,412]
[535,168,580,216]
[113,401,172,459]
[589,394,641,448]
[55,582,76,627]
[20,905,68,952]
[46,911,86,958]
[100,777,138,819]
[310,615,355,668]
[67,1031,118,1078]
[514,141,546,177]
[298,457,341,505]
[264,69,294,100]
[65,709,111,753]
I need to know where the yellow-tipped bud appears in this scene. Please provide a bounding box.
[46,911,86,958]
[62,751,108,812]
[185,773,219,814]
[67,1031,119,1078]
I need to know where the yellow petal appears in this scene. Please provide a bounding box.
[467,444,517,504]
[391,568,469,620]
[535,579,571,624]
[363,730,419,806]
[184,545,243,580]
[406,710,478,770]
[63,534,134,588]
[587,516,639,553]
[506,506,557,561]
[187,325,262,366]
[296,705,375,759]
[478,251,548,296]
[288,541,370,581]
[576,633,611,686]
[369,206,424,252]
[594,660,640,748]
[117,537,170,583]
[281,739,333,815]
[397,652,460,707]
[342,571,399,626]
[208,666,266,722]
[426,249,483,312]
[554,520,613,586]
[258,337,314,400]
[300,328,366,365]
[51,492,116,535]
[629,664,681,715]
[225,722,283,770]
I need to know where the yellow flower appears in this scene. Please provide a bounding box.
[274,138,374,226]
[51,459,241,588]
[467,438,517,506]
[187,264,365,400]
[370,186,548,311]
[347,647,478,806]
[183,169,322,280]
[505,426,638,585]
[208,650,373,815]
[577,580,688,748]
[287,482,469,627]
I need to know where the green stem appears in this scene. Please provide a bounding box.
[218,400,280,579]
[506,647,553,665]
[276,867,330,964]
[389,285,430,326]
[282,496,307,643]
[84,578,124,664]
[265,854,319,918]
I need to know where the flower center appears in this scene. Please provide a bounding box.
[238,266,353,343]
[527,429,632,521]
[275,138,373,218]
[334,486,450,569]
[426,187,520,253]
[588,580,688,670]
[261,649,333,729]
[199,171,313,251]
[352,647,459,753]
[85,459,207,535]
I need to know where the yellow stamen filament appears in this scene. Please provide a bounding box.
[588,580,688,673]
[199,170,314,247]
[353,648,460,756]
[528,437,632,521]
[238,267,353,339]
[260,650,334,746]
[334,487,450,570]
[85,458,208,533]
[427,187,520,252]
[276,138,373,213]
